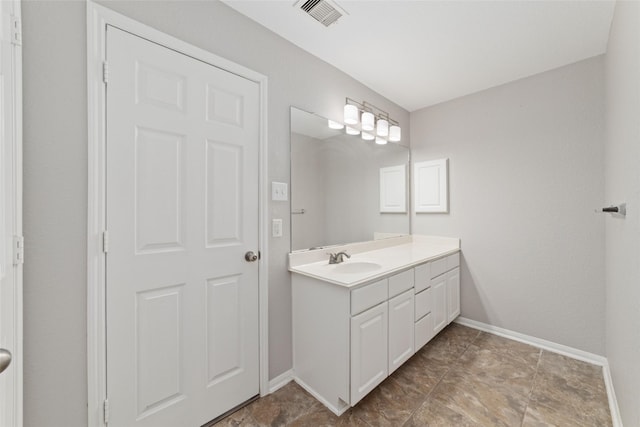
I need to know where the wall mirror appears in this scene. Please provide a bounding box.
[290,107,410,252]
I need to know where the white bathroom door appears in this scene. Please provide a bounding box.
[105,26,260,426]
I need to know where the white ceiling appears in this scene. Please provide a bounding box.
[222,0,615,112]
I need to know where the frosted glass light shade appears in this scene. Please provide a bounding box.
[389,125,401,142]
[362,132,374,141]
[328,120,344,130]
[376,136,387,145]
[344,104,359,125]
[376,119,389,137]
[345,126,360,135]
[361,112,375,131]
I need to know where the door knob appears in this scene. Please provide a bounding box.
[245,251,259,262]
[0,349,11,375]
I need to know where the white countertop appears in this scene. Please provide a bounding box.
[288,235,460,288]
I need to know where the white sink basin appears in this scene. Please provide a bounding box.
[332,261,382,274]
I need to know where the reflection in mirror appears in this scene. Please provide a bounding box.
[290,107,410,252]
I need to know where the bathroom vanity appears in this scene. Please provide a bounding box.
[289,235,460,415]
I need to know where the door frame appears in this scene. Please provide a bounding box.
[86,3,269,426]
[0,0,22,426]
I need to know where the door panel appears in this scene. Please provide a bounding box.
[350,302,388,405]
[206,275,243,385]
[106,26,260,426]
[447,268,461,322]
[134,128,186,253]
[388,289,414,374]
[136,285,185,418]
[432,276,447,335]
[205,140,243,246]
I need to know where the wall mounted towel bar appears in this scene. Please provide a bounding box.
[598,203,626,216]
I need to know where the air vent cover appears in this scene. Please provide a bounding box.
[297,0,345,27]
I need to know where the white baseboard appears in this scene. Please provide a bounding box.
[601,361,623,427]
[455,317,607,365]
[268,369,293,393]
[454,317,622,427]
[292,376,349,417]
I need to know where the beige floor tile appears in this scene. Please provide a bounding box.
[430,370,529,427]
[404,398,481,427]
[391,353,445,395]
[537,351,606,392]
[417,325,479,365]
[350,374,426,427]
[472,332,541,367]
[522,400,601,427]
[288,403,369,427]
[214,324,612,427]
[530,371,611,427]
[455,343,538,398]
[243,382,318,426]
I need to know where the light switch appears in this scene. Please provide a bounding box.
[272,218,283,237]
[272,182,288,201]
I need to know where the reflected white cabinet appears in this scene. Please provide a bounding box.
[350,302,388,404]
[388,289,414,374]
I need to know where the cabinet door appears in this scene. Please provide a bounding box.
[432,275,447,334]
[447,267,460,323]
[350,302,388,405]
[388,289,414,374]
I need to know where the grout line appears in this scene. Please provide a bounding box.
[402,328,483,426]
[519,348,543,427]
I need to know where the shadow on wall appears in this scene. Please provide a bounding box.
[460,252,493,325]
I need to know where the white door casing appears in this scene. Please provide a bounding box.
[0,1,22,426]
[87,3,269,426]
[106,26,259,426]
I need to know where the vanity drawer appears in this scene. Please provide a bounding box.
[447,252,460,270]
[430,257,447,278]
[388,269,414,298]
[351,279,388,315]
[414,264,430,293]
[414,312,434,352]
[415,287,432,321]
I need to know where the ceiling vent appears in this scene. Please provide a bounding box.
[296,0,346,27]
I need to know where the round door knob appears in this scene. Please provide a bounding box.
[245,251,259,262]
[0,349,12,375]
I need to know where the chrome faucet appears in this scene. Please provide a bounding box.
[329,251,351,264]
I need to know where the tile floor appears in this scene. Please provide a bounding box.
[215,324,612,426]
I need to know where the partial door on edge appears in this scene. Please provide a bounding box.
[105,26,260,427]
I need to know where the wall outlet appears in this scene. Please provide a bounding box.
[272,182,288,201]
[272,218,283,238]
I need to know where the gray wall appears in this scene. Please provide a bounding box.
[604,1,640,425]
[22,1,409,426]
[410,57,606,355]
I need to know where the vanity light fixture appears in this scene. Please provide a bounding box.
[345,126,360,135]
[375,136,387,145]
[389,125,401,142]
[328,119,344,130]
[361,112,375,132]
[376,118,389,137]
[343,97,401,142]
[343,104,359,125]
